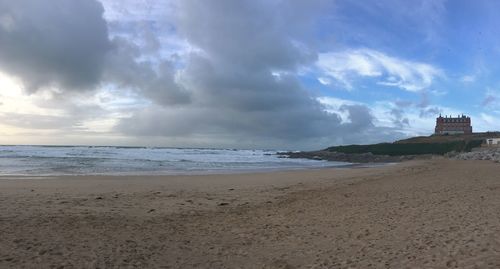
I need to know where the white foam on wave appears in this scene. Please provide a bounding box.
[0,146,350,176]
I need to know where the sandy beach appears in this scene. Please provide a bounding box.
[1,159,500,268]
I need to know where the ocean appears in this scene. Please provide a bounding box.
[0,145,349,176]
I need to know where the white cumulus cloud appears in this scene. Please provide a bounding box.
[317,48,444,92]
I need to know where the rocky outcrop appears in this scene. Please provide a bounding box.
[453,148,500,162]
[279,150,432,163]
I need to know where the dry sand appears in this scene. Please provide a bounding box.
[1,159,500,268]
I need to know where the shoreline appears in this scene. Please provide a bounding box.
[0,160,407,193]
[0,161,358,178]
[2,159,500,268]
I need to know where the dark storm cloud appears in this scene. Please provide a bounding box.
[0,0,190,104]
[0,0,406,148]
[104,38,191,105]
[116,0,404,149]
[176,1,321,71]
[339,105,374,130]
[0,0,111,92]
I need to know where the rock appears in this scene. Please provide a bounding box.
[279,150,410,163]
[453,148,500,162]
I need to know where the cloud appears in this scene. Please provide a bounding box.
[0,89,116,133]
[414,91,440,117]
[0,113,76,130]
[317,48,444,92]
[461,75,476,83]
[103,37,191,106]
[480,113,495,126]
[320,95,448,138]
[317,96,363,123]
[0,0,191,108]
[1,0,448,148]
[99,0,175,24]
[388,101,411,128]
[482,95,496,107]
[113,0,409,149]
[175,1,322,72]
[482,89,500,110]
[318,97,414,142]
[369,100,440,136]
[0,0,111,92]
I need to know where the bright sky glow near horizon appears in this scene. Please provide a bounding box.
[0,0,500,150]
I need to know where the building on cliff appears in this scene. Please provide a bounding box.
[435,114,473,135]
[486,138,500,147]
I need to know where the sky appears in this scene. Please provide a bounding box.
[0,0,500,150]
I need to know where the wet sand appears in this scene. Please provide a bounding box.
[1,159,500,268]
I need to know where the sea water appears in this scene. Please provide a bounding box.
[0,145,349,176]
